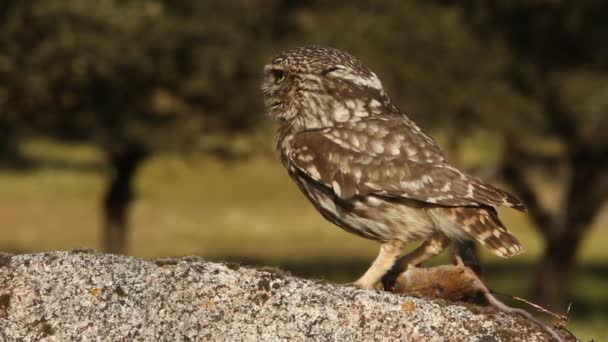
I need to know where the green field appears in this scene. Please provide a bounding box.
[1,140,606,340]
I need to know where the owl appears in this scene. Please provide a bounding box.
[262,46,526,289]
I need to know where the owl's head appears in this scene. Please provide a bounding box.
[262,46,390,131]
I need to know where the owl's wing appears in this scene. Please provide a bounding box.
[289,116,526,211]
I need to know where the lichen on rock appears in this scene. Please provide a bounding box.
[0,251,557,341]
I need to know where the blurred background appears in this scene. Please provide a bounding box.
[0,0,606,339]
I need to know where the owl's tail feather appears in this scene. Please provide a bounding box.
[451,207,524,258]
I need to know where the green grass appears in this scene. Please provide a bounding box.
[0,139,606,341]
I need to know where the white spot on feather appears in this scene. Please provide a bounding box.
[349,135,360,148]
[388,144,400,155]
[478,230,493,240]
[326,135,352,150]
[370,140,384,154]
[367,196,383,206]
[345,99,356,109]
[354,104,369,117]
[333,70,384,91]
[400,180,424,191]
[307,165,321,179]
[332,181,342,197]
[509,245,522,254]
[297,153,314,162]
[334,105,350,122]
[406,146,418,156]
[357,155,373,164]
[466,184,475,197]
[426,195,456,203]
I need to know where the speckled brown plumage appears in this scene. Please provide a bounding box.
[262,46,526,288]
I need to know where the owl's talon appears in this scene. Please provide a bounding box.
[345,281,368,289]
[345,280,382,291]
[343,281,360,289]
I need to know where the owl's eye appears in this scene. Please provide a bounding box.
[272,69,286,84]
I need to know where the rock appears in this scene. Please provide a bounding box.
[0,250,557,341]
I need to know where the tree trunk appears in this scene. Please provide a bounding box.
[502,145,606,310]
[533,230,582,310]
[102,144,148,254]
[531,153,603,310]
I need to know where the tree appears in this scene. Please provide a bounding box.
[0,0,277,253]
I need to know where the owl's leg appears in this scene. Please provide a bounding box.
[453,240,482,275]
[397,232,451,268]
[382,232,451,289]
[352,240,405,289]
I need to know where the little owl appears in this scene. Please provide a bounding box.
[262,46,526,289]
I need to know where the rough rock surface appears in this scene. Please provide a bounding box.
[0,250,553,341]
